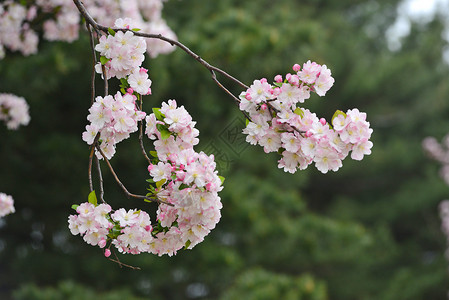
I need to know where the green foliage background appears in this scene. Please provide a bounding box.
[1,0,449,299]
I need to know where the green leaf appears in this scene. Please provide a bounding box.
[71,204,79,210]
[107,27,116,36]
[294,107,304,118]
[184,240,191,249]
[120,87,126,94]
[132,28,141,32]
[156,179,166,189]
[88,190,98,206]
[179,183,190,190]
[152,108,165,121]
[149,151,158,157]
[245,119,250,126]
[218,176,225,184]
[146,178,155,183]
[274,82,283,88]
[100,56,109,65]
[331,110,347,123]
[156,124,171,140]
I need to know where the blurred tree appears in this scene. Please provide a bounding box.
[0,0,448,299]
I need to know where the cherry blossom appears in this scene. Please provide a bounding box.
[240,62,373,174]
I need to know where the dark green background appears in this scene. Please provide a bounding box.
[1,0,449,299]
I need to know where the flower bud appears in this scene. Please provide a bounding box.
[293,64,301,72]
[104,249,111,258]
[274,75,283,83]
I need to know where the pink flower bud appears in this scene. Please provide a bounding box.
[147,88,152,95]
[126,88,134,94]
[273,87,281,95]
[104,249,111,258]
[286,73,292,81]
[179,164,185,170]
[289,75,299,86]
[139,67,148,74]
[245,92,252,101]
[260,78,267,84]
[148,164,154,172]
[98,239,106,248]
[145,225,153,232]
[320,118,326,125]
[274,75,283,83]
[305,130,313,137]
[260,104,268,110]
[293,64,301,72]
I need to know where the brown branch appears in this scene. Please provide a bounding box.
[108,249,141,270]
[88,133,101,192]
[95,156,105,203]
[72,0,248,100]
[138,98,151,164]
[95,146,173,206]
[86,23,97,106]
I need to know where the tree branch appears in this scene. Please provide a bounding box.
[95,146,173,207]
[72,0,248,102]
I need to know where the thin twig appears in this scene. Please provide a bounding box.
[95,156,105,203]
[95,146,173,206]
[138,98,151,164]
[86,23,97,106]
[108,250,141,270]
[88,133,101,192]
[72,0,248,98]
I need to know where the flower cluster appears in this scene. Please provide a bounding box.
[68,201,157,256]
[145,100,223,255]
[0,1,38,58]
[0,93,30,130]
[82,92,145,159]
[0,193,15,218]
[72,100,223,257]
[423,134,449,184]
[0,0,176,59]
[95,19,152,96]
[240,61,373,174]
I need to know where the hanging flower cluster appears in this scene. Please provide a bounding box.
[94,18,152,96]
[240,61,373,174]
[0,0,176,59]
[0,193,15,218]
[82,92,146,160]
[71,100,223,257]
[0,93,30,130]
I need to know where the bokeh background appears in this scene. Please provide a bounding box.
[1,0,449,299]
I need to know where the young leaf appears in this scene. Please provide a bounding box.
[71,204,79,211]
[179,183,190,190]
[132,28,141,32]
[331,110,347,123]
[245,118,250,126]
[146,178,155,183]
[294,107,304,118]
[156,179,166,189]
[100,56,109,65]
[184,240,192,249]
[152,108,165,121]
[218,176,225,184]
[107,27,116,36]
[149,151,158,158]
[88,190,98,206]
[156,124,171,140]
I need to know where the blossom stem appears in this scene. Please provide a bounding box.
[95,146,173,206]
